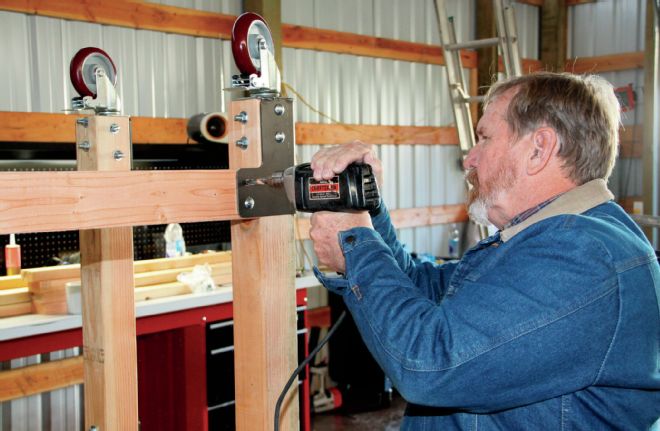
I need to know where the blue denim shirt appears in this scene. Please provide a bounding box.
[315,180,660,430]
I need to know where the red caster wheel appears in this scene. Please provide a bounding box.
[69,47,117,98]
[231,12,275,77]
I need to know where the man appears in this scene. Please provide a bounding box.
[309,72,660,429]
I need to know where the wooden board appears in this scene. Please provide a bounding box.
[565,52,645,74]
[0,169,239,234]
[0,275,25,290]
[0,356,84,403]
[0,287,30,306]
[229,98,298,431]
[0,0,234,39]
[0,112,191,144]
[0,302,32,318]
[282,24,477,68]
[295,204,469,240]
[296,123,459,146]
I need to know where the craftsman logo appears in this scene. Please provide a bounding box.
[309,177,340,200]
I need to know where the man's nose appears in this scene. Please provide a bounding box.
[463,147,478,170]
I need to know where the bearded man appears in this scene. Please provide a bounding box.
[309,72,660,430]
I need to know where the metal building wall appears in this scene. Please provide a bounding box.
[568,0,647,201]
[284,0,539,258]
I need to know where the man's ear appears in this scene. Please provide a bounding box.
[527,127,558,175]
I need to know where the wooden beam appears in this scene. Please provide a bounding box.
[476,0,497,120]
[541,0,568,72]
[0,111,192,144]
[77,115,138,431]
[565,52,645,74]
[0,356,84,403]
[295,204,469,240]
[0,169,239,234]
[295,123,459,146]
[642,0,658,238]
[1,112,461,147]
[229,98,298,431]
[282,25,477,68]
[0,0,546,69]
[566,0,597,5]
[0,0,234,39]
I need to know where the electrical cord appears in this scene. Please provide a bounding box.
[274,310,347,431]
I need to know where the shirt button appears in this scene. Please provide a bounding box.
[345,235,355,244]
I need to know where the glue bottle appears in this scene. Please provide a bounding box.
[164,224,186,258]
[5,234,21,275]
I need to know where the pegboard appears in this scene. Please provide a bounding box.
[0,142,231,275]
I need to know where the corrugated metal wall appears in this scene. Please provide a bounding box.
[284,0,538,259]
[0,1,542,429]
[568,0,647,201]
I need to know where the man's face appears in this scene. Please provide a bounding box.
[464,91,522,227]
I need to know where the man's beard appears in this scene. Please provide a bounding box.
[465,159,517,227]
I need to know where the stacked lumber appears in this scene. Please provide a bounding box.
[10,251,232,316]
[0,275,31,318]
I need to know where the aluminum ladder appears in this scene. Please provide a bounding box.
[433,0,523,154]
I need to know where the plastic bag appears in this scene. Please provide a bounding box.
[177,263,216,293]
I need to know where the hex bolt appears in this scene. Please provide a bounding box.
[274,104,285,116]
[89,426,99,431]
[78,141,91,151]
[275,132,286,144]
[109,123,120,134]
[244,196,255,210]
[76,118,89,127]
[113,150,124,160]
[236,137,249,150]
[234,111,248,124]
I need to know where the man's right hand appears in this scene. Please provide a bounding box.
[310,140,383,186]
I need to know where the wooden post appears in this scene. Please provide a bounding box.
[643,0,659,243]
[76,115,138,431]
[476,0,497,119]
[541,0,568,72]
[229,99,299,431]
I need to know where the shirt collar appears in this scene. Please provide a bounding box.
[500,179,614,243]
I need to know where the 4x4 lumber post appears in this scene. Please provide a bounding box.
[476,0,497,119]
[229,99,299,430]
[76,115,138,431]
[643,0,659,242]
[541,0,568,72]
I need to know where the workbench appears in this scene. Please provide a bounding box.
[0,275,320,430]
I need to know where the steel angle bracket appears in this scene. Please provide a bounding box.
[235,97,296,217]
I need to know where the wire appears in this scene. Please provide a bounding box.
[274,310,347,431]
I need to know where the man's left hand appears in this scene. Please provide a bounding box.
[309,211,374,274]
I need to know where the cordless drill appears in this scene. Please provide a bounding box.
[246,163,381,213]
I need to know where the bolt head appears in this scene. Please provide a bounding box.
[113,150,124,160]
[244,196,255,209]
[274,104,285,116]
[76,118,89,127]
[78,141,91,151]
[275,132,285,143]
[236,137,248,150]
[109,124,120,134]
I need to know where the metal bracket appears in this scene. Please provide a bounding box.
[236,97,295,217]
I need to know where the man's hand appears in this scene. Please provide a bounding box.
[310,211,374,274]
[310,141,383,186]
